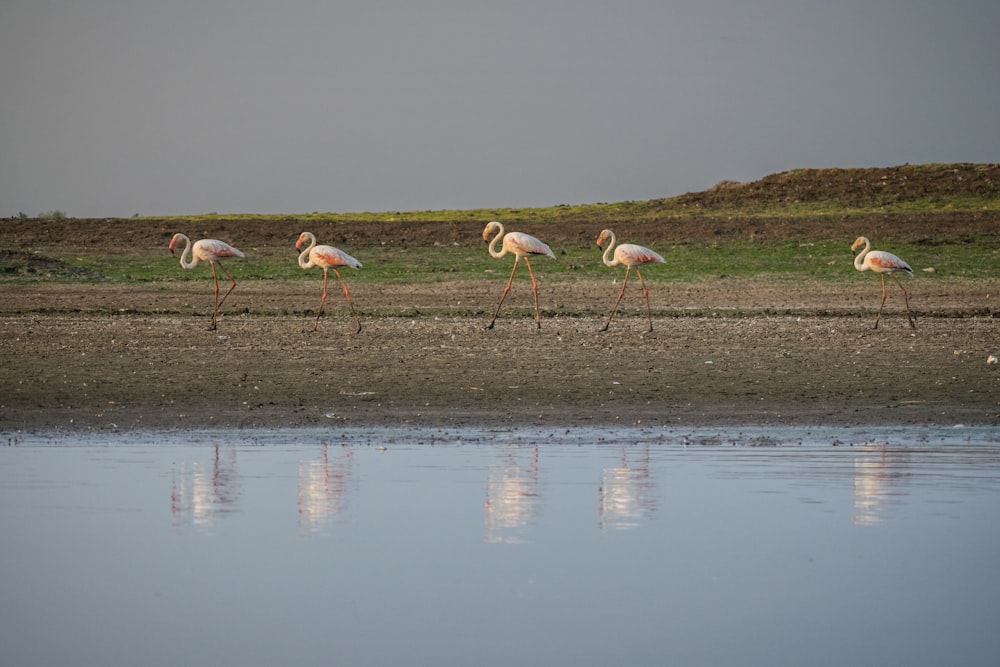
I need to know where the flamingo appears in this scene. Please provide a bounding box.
[596,229,665,332]
[295,231,363,332]
[482,221,555,329]
[168,233,245,330]
[851,235,915,329]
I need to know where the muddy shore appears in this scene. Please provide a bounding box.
[1,286,996,432]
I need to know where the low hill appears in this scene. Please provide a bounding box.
[4,163,999,251]
[667,163,999,211]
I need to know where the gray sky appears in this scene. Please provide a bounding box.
[2,1,998,218]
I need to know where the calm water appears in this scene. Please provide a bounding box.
[2,425,999,667]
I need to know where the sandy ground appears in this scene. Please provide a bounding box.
[1,279,997,432]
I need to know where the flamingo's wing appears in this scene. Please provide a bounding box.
[868,250,911,273]
[507,232,555,258]
[620,244,665,265]
[314,245,362,269]
[196,239,245,259]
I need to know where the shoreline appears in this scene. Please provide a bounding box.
[2,312,996,433]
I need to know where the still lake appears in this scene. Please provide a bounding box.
[2,424,999,666]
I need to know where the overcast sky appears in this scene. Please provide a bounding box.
[1,1,998,218]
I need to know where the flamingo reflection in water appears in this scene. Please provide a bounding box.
[599,445,657,531]
[171,445,240,529]
[484,446,540,544]
[853,442,906,526]
[298,443,355,536]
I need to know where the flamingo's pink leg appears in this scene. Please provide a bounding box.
[487,257,520,329]
[312,268,330,331]
[206,259,238,330]
[333,269,362,333]
[873,273,888,329]
[635,267,654,332]
[523,256,543,329]
[601,266,632,332]
[891,273,916,329]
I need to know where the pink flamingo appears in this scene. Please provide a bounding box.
[296,231,363,332]
[596,229,665,332]
[851,235,915,329]
[483,221,555,329]
[168,233,245,330]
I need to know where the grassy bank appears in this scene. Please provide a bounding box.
[15,235,996,286]
[3,163,998,286]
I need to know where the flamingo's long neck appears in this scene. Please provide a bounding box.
[487,224,507,259]
[853,238,871,272]
[297,234,317,269]
[601,232,618,267]
[177,235,197,269]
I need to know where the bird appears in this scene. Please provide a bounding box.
[168,233,245,330]
[851,235,915,329]
[295,231,363,332]
[596,229,665,332]
[482,221,555,329]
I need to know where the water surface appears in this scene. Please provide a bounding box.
[2,425,999,666]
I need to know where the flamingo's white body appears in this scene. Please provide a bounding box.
[295,231,363,332]
[168,233,245,330]
[596,229,665,332]
[851,235,915,329]
[482,221,555,329]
